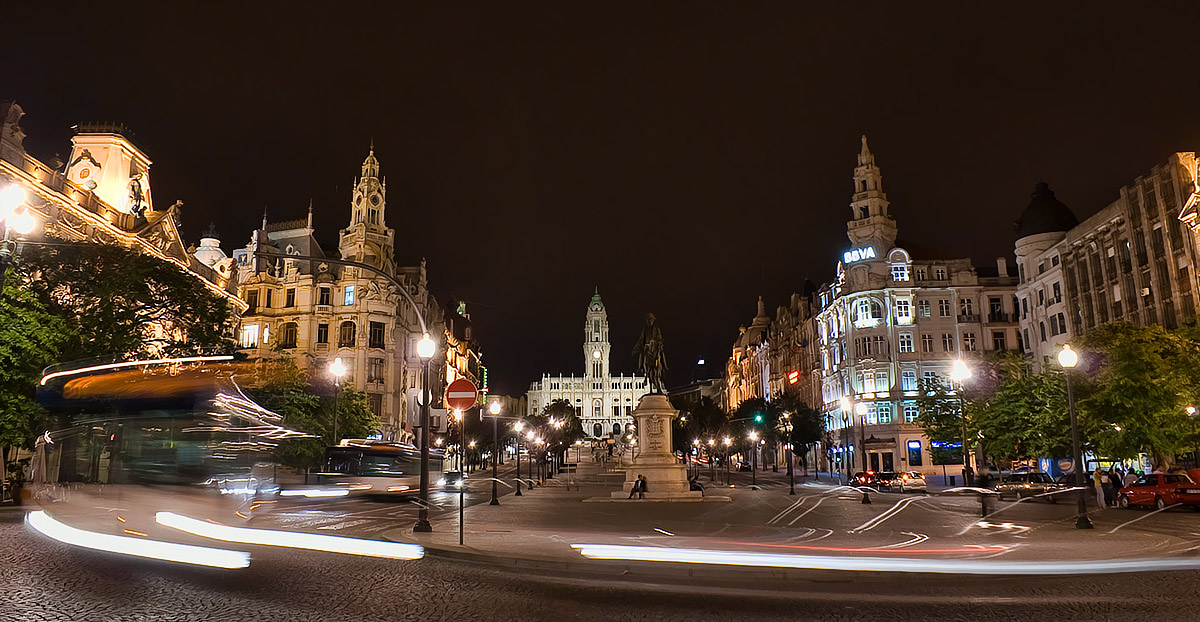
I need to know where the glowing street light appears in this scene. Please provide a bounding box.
[0,185,40,291]
[1059,343,1092,529]
[949,359,973,486]
[328,358,347,445]
[487,401,502,505]
[414,333,437,534]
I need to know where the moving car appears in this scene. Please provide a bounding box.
[873,471,899,489]
[892,471,927,493]
[438,471,467,491]
[1116,473,1200,510]
[852,471,877,487]
[995,472,1063,502]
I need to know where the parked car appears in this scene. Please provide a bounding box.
[1116,473,1200,510]
[852,471,877,486]
[873,471,899,489]
[995,472,1063,502]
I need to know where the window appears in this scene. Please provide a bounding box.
[316,323,329,344]
[319,287,331,306]
[285,288,296,308]
[918,300,931,317]
[368,208,379,225]
[368,393,383,417]
[941,333,954,352]
[1040,322,1047,342]
[1021,297,1029,318]
[963,332,976,351]
[898,333,914,353]
[959,298,973,316]
[369,321,386,349]
[934,267,947,280]
[1038,261,1046,274]
[593,404,601,417]
[280,322,298,349]
[923,371,940,387]
[239,324,259,348]
[904,404,919,423]
[891,264,909,281]
[625,406,632,416]
[1051,255,1060,267]
[895,299,912,323]
[368,357,385,383]
[921,334,934,353]
[938,299,951,317]
[856,299,872,323]
[863,371,875,392]
[915,267,927,280]
[877,403,892,424]
[902,370,917,391]
[907,439,923,465]
[1037,289,1045,306]
[992,331,1006,350]
[1052,282,1062,303]
[344,285,356,306]
[262,323,270,344]
[1056,312,1067,335]
[246,290,259,313]
[265,289,273,308]
[339,321,356,347]
[988,297,1003,319]
[1049,314,1060,336]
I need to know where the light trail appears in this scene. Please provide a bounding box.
[571,543,1200,574]
[767,496,808,525]
[787,497,825,525]
[711,540,1006,555]
[26,510,250,569]
[1106,503,1181,534]
[156,512,424,559]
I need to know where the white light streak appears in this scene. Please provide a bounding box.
[279,489,351,498]
[156,512,424,560]
[26,510,249,569]
[40,355,235,385]
[570,543,1200,575]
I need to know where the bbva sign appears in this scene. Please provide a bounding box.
[843,246,876,264]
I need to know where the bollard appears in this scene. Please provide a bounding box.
[980,491,989,517]
[861,489,872,504]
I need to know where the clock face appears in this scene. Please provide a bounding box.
[593,350,601,359]
[370,194,381,206]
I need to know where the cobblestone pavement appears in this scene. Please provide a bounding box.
[4,512,1200,622]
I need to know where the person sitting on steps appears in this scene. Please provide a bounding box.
[628,474,647,499]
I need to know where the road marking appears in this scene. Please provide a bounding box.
[1106,503,1182,534]
[653,528,675,536]
[848,496,921,534]
[787,497,825,525]
[767,496,807,525]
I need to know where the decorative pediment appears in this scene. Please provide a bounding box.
[137,212,189,262]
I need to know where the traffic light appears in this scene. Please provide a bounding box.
[753,413,764,424]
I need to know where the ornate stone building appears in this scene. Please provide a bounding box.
[225,147,437,442]
[525,290,650,439]
[1017,153,1200,366]
[815,137,1018,476]
[0,102,242,323]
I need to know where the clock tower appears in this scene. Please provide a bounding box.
[584,288,611,379]
[339,144,396,272]
[846,135,898,254]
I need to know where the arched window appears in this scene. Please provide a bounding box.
[613,423,622,437]
[280,322,298,349]
[339,321,357,347]
[593,423,602,438]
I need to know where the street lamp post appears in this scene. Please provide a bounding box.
[1059,344,1094,530]
[782,413,795,496]
[413,334,436,533]
[489,401,501,505]
[329,359,347,444]
[0,186,39,292]
[950,359,973,487]
[748,430,758,487]
[855,402,869,473]
[513,421,524,496]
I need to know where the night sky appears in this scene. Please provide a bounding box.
[4,3,1200,395]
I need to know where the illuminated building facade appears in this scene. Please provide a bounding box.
[525,290,650,438]
[816,137,1018,475]
[1018,153,1200,367]
[0,101,243,323]
[229,147,437,442]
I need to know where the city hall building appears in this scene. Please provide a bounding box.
[525,290,650,439]
[815,137,1018,476]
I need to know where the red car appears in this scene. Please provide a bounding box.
[1116,473,1200,510]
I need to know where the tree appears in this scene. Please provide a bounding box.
[915,378,967,464]
[967,352,1072,465]
[1078,322,1200,465]
[671,396,727,454]
[243,357,379,469]
[21,242,237,360]
[778,395,823,476]
[0,274,69,480]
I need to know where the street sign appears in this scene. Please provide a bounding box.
[445,378,478,411]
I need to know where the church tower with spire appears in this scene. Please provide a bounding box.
[846,135,898,254]
[583,288,611,379]
[339,144,396,272]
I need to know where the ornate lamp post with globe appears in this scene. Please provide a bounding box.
[0,185,40,291]
[413,333,437,533]
[950,359,973,486]
[1059,343,1093,529]
[329,358,347,444]
[488,401,501,505]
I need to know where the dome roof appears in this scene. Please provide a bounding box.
[1014,182,1078,239]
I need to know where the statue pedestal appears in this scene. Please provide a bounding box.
[607,394,704,501]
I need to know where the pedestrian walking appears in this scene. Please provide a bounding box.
[1092,467,1106,508]
[1107,468,1122,505]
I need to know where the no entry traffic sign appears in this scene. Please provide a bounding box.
[445,378,478,411]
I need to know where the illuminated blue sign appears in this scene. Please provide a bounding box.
[843,246,877,264]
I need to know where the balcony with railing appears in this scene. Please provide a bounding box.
[957,313,981,323]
